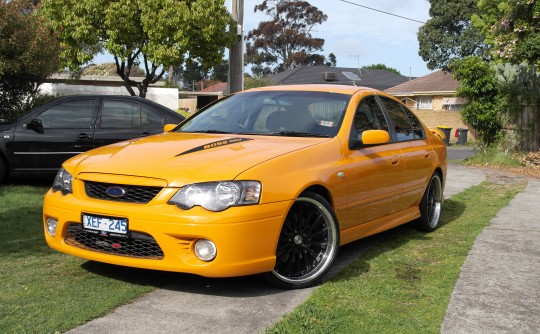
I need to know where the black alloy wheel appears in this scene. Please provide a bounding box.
[264,192,339,289]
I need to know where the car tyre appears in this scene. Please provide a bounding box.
[264,192,339,289]
[0,157,6,184]
[416,173,443,232]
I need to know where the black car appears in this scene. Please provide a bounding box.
[0,95,185,183]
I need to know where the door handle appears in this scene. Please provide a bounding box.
[391,155,400,166]
[77,133,92,140]
[425,152,431,158]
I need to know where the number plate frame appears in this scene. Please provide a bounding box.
[81,213,129,238]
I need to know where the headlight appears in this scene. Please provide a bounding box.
[52,168,73,195]
[168,181,261,211]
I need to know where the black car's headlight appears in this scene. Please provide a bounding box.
[168,181,261,212]
[52,168,73,195]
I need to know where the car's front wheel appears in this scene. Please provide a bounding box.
[0,157,6,184]
[416,173,443,232]
[264,192,339,289]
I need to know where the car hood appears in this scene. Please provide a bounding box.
[68,132,329,187]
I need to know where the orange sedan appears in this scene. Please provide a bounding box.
[43,85,446,288]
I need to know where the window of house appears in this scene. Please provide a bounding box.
[416,97,433,110]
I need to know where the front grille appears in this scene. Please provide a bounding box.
[84,181,162,204]
[64,224,164,259]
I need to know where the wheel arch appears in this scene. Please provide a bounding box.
[300,184,334,209]
[432,166,444,189]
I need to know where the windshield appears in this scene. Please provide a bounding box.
[177,91,351,138]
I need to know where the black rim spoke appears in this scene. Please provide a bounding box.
[275,199,333,280]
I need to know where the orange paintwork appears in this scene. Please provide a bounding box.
[43,84,446,277]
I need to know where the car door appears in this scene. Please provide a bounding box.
[378,96,433,209]
[92,98,166,148]
[340,95,405,230]
[10,98,98,172]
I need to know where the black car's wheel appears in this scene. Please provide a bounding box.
[264,192,339,289]
[0,157,6,184]
[416,173,443,232]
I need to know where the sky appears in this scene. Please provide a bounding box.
[94,0,433,78]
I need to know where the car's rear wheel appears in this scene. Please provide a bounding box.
[264,192,339,289]
[416,173,443,232]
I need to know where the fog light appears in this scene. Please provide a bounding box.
[46,218,58,236]
[194,239,217,262]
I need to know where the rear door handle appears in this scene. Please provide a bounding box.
[391,155,400,166]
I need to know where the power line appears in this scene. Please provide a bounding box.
[338,0,426,24]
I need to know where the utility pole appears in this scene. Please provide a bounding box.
[228,0,244,94]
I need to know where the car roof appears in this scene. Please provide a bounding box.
[243,84,379,95]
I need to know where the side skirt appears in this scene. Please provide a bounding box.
[339,206,421,246]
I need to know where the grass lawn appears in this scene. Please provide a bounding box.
[0,176,525,333]
[265,179,525,333]
[0,183,166,334]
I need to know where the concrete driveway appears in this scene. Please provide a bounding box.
[67,163,486,334]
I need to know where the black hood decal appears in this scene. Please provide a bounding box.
[176,138,253,157]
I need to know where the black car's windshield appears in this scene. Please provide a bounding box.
[177,91,351,138]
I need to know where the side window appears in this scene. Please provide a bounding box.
[380,97,415,141]
[402,106,425,139]
[353,96,389,135]
[101,100,163,128]
[38,100,95,129]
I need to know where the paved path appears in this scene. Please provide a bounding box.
[441,178,540,334]
[67,164,487,334]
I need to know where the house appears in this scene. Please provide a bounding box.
[385,70,464,111]
[268,65,412,90]
[386,70,474,142]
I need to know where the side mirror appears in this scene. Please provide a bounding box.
[163,124,177,132]
[349,130,391,149]
[362,130,391,145]
[23,119,44,134]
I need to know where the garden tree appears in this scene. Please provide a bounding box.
[40,0,236,98]
[0,0,60,121]
[450,57,503,146]
[245,0,331,74]
[210,59,229,82]
[418,0,488,70]
[474,0,540,66]
[244,76,273,90]
[364,64,400,75]
[326,53,337,67]
[179,59,208,90]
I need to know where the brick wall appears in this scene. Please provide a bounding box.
[412,109,476,143]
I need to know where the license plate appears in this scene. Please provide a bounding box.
[82,213,128,238]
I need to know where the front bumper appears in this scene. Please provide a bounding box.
[43,189,291,277]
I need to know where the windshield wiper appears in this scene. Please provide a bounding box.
[270,131,329,138]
